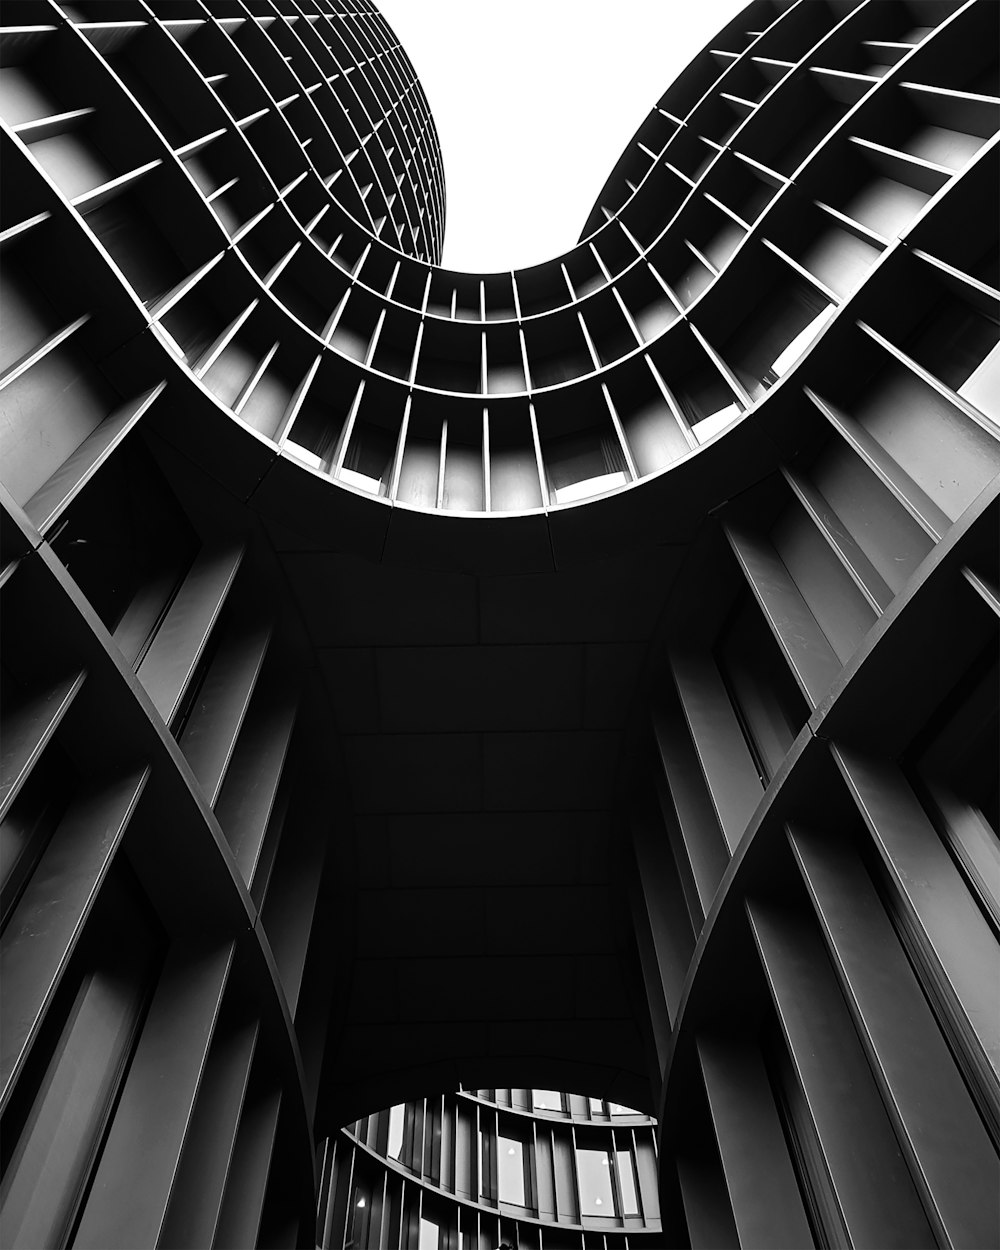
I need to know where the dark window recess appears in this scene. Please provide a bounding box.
[0,859,164,1249]
[48,440,198,666]
[762,1015,843,1250]
[423,1099,442,1186]
[480,1125,497,1205]
[167,611,226,742]
[723,278,833,401]
[908,645,1000,931]
[899,281,1000,398]
[0,732,76,928]
[715,595,809,783]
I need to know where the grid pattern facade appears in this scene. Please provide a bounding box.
[318,1091,660,1249]
[0,1,997,1248]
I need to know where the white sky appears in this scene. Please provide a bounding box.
[377,1,746,273]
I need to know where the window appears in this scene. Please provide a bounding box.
[418,1217,439,1250]
[349,1185,370,1248]
[769,303,835,379]
[544,425,630,505]
[576,1147,615,1215]
[284,440,325,471]
[387,1103,404,1160]
[498,1135,526,1206]
[478,1127,495,1204]
[339,465,383,493]
[616,1149,640,1215]
[692,402,741,444]
[553,469,628,503]
[532,1089,563,1112]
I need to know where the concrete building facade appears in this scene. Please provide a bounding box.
[0,1,997,1246]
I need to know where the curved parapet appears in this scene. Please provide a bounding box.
[0,2,998,1248]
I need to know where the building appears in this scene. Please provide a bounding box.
[0,0,997,1247]
[319,1089,663,1248]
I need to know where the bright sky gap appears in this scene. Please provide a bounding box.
[378,1,747,272]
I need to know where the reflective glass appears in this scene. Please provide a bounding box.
[387,1103,404,1159]
[576,1147,615,1215]
[617,1149,639,1215]
[770,304,835,379]
[498,1136,525,1205]
[418,1217,439,1250]
[692,402,741,444]
[554,470,628,504]
[532,1089,562,1111]
[284,440,325,471]
[339,466,383,493]
[349,1186,371,1247]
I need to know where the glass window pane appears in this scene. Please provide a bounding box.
[498,1136,525,1205]
[532,1089,562,1112]
[693,402,741,444]
[349,1184,370,1247]
[589,1097,604,1116]
[609,1102,640,1116]
[616,1149,639,1215]
[387,1103,404,1160]
[554,469,628,504]
[770,303,835,379]
[479,1127,496,1203]
[576,1147,615,1215]
[418,1216,439,1250]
